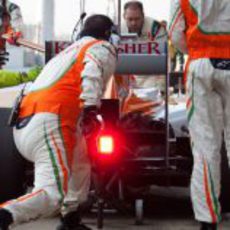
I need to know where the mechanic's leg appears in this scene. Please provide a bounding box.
[58,129,92,230]
[187,60,223,224]
[62,132,91,215]
[222,69,230,166]
[0,113,73,227]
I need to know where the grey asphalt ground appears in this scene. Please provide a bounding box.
[11,186,230,230]
[12,209,230,230]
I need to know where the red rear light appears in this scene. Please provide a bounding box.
[98,135,114,155]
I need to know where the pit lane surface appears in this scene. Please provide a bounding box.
[12,186,230,229]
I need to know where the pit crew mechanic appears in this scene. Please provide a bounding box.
[169,0,230,229]
[0,0,23,48]
[117,0,168,115]
[0,14,117,230]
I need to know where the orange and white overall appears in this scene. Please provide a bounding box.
[169,0,230,223]
[0,1,23,49]
[0,37,116,224]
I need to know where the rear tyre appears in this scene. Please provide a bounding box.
[0,108,27,203]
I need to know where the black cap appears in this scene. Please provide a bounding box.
[79,14,114,41]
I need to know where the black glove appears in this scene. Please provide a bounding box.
[80,106,103,138]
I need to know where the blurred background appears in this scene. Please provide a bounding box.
[6,0,170,69]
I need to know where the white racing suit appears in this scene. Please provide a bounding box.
[60,126,91,216]
[0,36,116,224]
[0,0,23,33]
[0,0,23,55]
[169,0,230,224]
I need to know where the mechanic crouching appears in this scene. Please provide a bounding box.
[169,0,230,230]
[0,14,117,230]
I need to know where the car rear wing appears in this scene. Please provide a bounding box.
[116,53,167,75]
[45,40,167,75]
[45,40,170,168]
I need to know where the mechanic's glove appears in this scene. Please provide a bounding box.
[6,31,22,46]
[80,106,103,138]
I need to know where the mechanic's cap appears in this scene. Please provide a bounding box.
[79,14,114,41]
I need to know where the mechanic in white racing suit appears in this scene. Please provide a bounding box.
[0,0,23,66]
[0,0,23,47]
[169,1,230,229]
[0,14,117,230]
[117,0,168,116]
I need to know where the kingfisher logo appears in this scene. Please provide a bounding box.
[45,41,165,62]
[117,41,161,54]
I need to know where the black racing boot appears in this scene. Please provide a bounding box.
[56,210,92,230]
[200,222,217,230]
[0,209,13,230]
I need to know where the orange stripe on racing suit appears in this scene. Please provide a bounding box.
[19,40,101,124]
[180,0,230,59]
[18,40,102,163]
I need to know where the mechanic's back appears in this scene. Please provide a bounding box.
[170,0,230,58]
[20,37,116,121]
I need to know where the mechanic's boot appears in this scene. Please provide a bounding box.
[56,210,92,230]
[200,222,217,230]
[0,209,13,230]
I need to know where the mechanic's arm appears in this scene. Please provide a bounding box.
[168,0,188,54]
[0,66,42,88]
[79,42,117,136]
[80,42,117,107]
